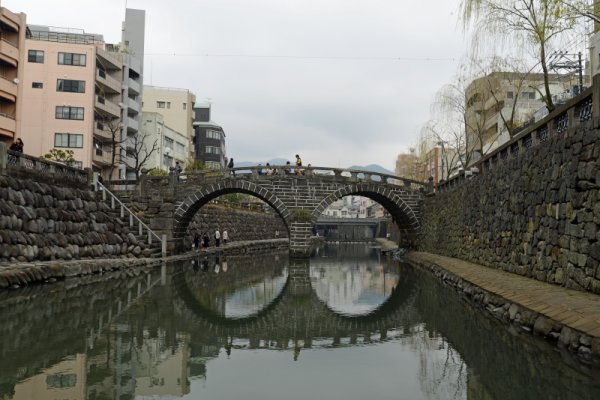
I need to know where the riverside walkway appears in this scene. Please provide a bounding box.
[407,252,600,364]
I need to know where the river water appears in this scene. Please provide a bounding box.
[0,243,599,400]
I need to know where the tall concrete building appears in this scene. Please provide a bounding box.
[18,9,144,177]
[192,102,227,169]
[142,86,196,162]
[0,5,26,144]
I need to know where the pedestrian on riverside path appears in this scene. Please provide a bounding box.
[202,232,210,248]
[194,233,200,250]
[227,158,235,176]
[223,229,229,244]
[215,229,221,247]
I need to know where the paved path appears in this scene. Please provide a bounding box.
[408,252,600,339]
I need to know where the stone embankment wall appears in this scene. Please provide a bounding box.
[182,204,288,248]
[0,174,154,262]
[420,122,600,294]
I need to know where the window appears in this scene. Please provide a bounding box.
[163,137,174,147]
[206,130,221,140]
[183,103,187,110]
[205,146,221,154]
[528,92,536,100]
[166,102,171,109]
[57,79,85,93]
[506,91,513,99]
[28,50,44,63]
[157,101,165,108]
[46,373,76,389]
[58,52,87,66]
[163,154,173,168]
[175,142,185,154]
[54,133,83,148]
[56,106,84,120]
[32,82,43,89]
[205,161,221,169]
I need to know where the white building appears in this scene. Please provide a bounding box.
[141,112,188,172]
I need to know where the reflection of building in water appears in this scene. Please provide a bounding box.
[85,325,191,399]
[11,354,86,400]
[135,332,190,397]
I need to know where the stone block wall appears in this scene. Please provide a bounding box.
[183,204,288,248]
[0,174,154,262]
[420,122,600,294]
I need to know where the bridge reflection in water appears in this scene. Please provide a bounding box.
[0,245,599,400]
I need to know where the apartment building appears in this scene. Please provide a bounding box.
[142,86,195,162]
[192,101,227,169]
[0,5,25,143]
[141,111,188,172]
[465,72,575,159]
[18,9,144,177]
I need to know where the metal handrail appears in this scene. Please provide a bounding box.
[97,181,165,255]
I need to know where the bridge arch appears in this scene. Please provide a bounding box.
[172,179,292,246]
[310,182,421,246]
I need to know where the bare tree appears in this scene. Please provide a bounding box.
[129,131,159,180]
[101,117,126,179]
[459,0,580,112]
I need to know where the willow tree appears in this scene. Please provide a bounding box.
[460,0,579,112]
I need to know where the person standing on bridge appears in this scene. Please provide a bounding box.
[215,228,221,247]
[295,154,303,175]
[227,158,235,176]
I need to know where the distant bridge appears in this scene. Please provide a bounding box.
[137,165,427,257]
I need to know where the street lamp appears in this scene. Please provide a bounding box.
[437,141,445,182]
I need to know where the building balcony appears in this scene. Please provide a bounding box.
[0,39,19,66]
[93,121,114,141]
[126,97,140,113]
[92,147,113,166]
[126,116,138,132]
[0,112,16,136]
[96,69,121,94]
[0,75,17,102]
[96,48,122,71]
[95,95,121,117]
[1,8,23,32]
[127,78,140,95]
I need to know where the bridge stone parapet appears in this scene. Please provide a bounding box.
[136,166,426,257]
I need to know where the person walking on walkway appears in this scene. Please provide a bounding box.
[215,229,221,247]
[194,233,200,250]
[227,158,235,176]
[202,232,210,248]
[223,229,229,244]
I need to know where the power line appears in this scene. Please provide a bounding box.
[143,52,458,62]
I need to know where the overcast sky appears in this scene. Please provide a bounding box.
[6,0,468,171]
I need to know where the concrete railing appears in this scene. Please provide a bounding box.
[0,144,89,186]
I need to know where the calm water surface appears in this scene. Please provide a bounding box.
[0,243,599,400]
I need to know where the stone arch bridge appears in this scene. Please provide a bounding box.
[137,165,427,257]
